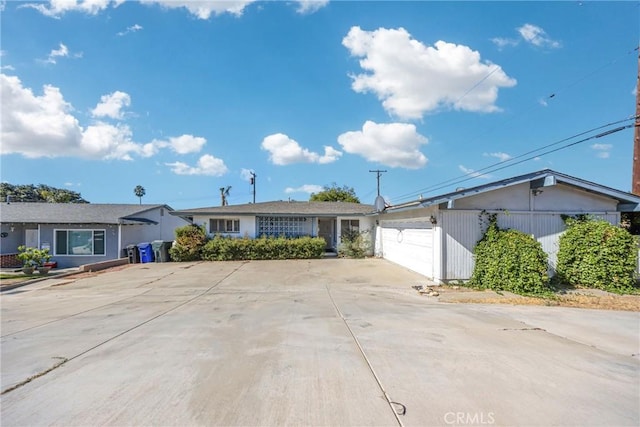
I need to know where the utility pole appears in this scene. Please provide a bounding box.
[369,169,387,196]
[249,171,256,203]
[633,48,640,195]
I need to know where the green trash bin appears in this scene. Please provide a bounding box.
[152,240,173,262]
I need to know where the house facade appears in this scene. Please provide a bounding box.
[171,201,376,251]
[0,203,189,268]
[374,169,640,282]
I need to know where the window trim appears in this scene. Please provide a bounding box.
[54,229,107,256]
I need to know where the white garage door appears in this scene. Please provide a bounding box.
[381,221,433,277]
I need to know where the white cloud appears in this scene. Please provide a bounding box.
[591,143,612,159]
[458,165,491,179]
[0,73,205,161]
[117,24,143,36]
[139,0,256,19]
[337,121,427,169]
[261,133,341,165]
[342,26,516,120]
[285,184,323,194]
[44,43,68,64]
[167,134,206,154]
[165,154,228,176]
[490,37,518,49]
[21,0,122,17]
[517,24,561,49]
[483,151,512,162]
[319,146,342,164]
[492,23,561,50]
[295,0,329,14]
[1,65,15,71]
[91,91,131,119]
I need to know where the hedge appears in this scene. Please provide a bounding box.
[556,218,637,293]
[200,235,326,261]
[470,216,550,295]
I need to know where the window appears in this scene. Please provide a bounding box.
[257,216,308,238]
[210,218,240,234]
[341,219,360,233]
[55,230,105,256]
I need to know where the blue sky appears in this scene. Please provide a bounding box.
[1,1,638,209]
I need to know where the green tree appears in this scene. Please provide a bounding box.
[1,183,88,203]
[134,185,146,205]
[310,183,360,203]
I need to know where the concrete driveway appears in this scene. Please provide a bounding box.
[1,259,638,426]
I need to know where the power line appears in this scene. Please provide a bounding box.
[393,115,637,203]
[447,45,639,163]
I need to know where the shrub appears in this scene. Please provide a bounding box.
[202,235,325,261]
[470,217,550,295]
[556,218,638,293]
[17,245,52,267]
[338,228,371,258]
[169,224,207,262]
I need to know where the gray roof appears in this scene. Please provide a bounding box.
[387,169,640,212]
[0,203,172,224]
[171,201,375,217]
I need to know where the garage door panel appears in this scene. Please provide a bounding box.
[381,226,433,277]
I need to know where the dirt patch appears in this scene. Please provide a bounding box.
[1,264,134,289]
[423,285,640,312]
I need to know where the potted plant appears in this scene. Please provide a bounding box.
[17,246,52,275]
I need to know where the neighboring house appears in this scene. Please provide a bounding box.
[171,201,375,251]
[374,169,640,282]
[0,203,189,268]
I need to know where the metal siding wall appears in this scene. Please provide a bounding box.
[442,211,480,280]
[442,211,620,280]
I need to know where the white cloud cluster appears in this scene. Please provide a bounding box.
[285,184,324,194]
[483,151,512,162]
[25,0,326,19]
[591,143,612,159]
[117,24,143,37]
[518,24,561,49]
[166,155,228,176]
[22,0,124,17]
[295,0,329,15]
[343,26,516,120]
[139,0,256,18]
[91,91,131,119]
[337,121,427,169]
[261,133,342,165]
[492,23,561,50]
[0,74,225,174]
[42,43,81,64]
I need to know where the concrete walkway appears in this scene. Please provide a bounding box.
[1,259,638,426]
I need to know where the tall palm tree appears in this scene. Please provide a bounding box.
[134,185,146,205]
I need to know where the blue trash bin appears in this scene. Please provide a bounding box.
[137,242,155,263]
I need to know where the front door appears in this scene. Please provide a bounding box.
[318,219,335,251]
[25,229,38,248]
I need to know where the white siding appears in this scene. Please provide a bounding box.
[380,220,433,277]
[122,207,190,248]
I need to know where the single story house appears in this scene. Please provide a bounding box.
[374,169,640,283]
[0,203,189,268]
[171,201,375,251]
